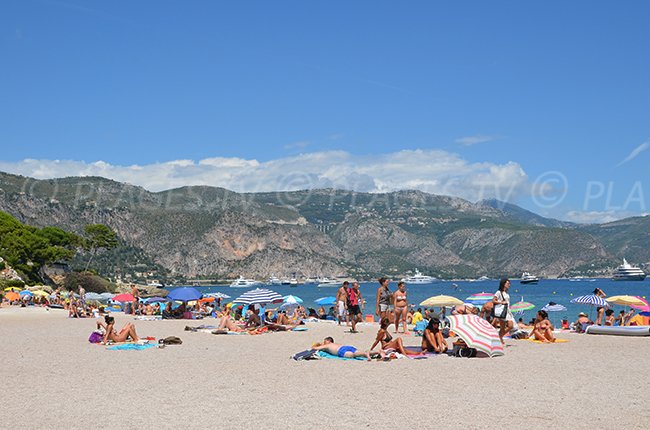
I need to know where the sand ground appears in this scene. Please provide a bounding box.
[1,307,649,429]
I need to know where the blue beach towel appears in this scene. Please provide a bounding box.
[107,343,157,351]
[316,351,367,361]
[292,326,309,331]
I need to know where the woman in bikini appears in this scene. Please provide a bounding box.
[529,310,555,342]
[393,282,409,333]
[375,277,392,322]
[370,318,420,356]
[99,315,140,343]
[421,318,448,353]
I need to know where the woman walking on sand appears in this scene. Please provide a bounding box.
[393,282,409,333]
[493,278,514,344]
[375,277,392,322]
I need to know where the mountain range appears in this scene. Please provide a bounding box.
[0,171,646,281]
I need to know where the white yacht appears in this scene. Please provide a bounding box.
[230,276,262,288]
[268,275,282,285]
[317,278,340,288]
[520,272,539,284]
[400,269,436,284]
[612,259,646,281]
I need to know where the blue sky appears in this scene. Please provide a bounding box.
[2,0,650,222]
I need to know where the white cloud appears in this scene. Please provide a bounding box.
[616,141,650,167]
[563,210,649,224]
[455,135,499,146]
[0,149,534,202]
[283,141,311,150]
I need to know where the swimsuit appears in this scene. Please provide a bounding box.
[337,345,357,357]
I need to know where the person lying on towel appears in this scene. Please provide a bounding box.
[312,337,371,360]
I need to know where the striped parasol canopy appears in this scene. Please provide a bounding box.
[446,314,504,358]
[571,294,609,308]
[233,288,283,305]
[510,301,535,312]
[465,292,494,306]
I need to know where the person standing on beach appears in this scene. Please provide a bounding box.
[336,281,349,326]
[593,288,607,325]
[130,283,140,315]
[393,282,408,333]
[347,282,364,333]
[375,277,392,322]
[493,278,514,345]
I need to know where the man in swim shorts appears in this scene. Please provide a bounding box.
[312,337,371,360]
[336,282,349,326]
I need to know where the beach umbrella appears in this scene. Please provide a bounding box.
[198,297,215,303]
[167,287,202,302]
[283,295,303,304]
[606,295,646,307]
[510,301,535,312]
[145,296,170,304]
[420,295,463,307]
[5,291,20,301]
[31,290,50,297]
[112,293,135,302]
[315,296,336,306]
[4,287,22,292]
[19,290,34,297]
[205,292,231,299]
[465,292,494,306]
[571,295,609,308]
[233,288,283,305]
[446,314,504,358]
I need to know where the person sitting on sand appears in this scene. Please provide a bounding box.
[98,315,140,344]
[480,301,495,325]
[604,309,615,326]
[313,337,371,360]
[529,310,555,343]
[517,317,533,330]
[615,310,625,326]
[623,309,636,326]
[245,306,261,328]
[421,318,448,353]
[573,312,591,332]
[411,308,424,325]
[370,318,421,356]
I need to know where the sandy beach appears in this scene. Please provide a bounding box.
[2,307,649,429]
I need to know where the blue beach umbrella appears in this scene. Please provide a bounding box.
[315,296,336,306]
[167,287,202,302]
[145,296,170,304]
[20,290,33,297]
[283,295,303,304]
[570,295,609,308]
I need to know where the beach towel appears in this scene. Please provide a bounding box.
[107,343,157,351]
[404,346,438,359]
[135,315,162,321]
[316,351,367,361]
[292,326,308,332]
[527,338,569,344]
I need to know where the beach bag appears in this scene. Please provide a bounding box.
[491,291,508,319]
[88,331,103,343]
[292,349,319,360]
[159,336,183,345]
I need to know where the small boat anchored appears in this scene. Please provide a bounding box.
[230,276,262,288]
[520,272,539,284]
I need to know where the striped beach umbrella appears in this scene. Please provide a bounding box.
[233,288,283,305]
[465,292,494,306]
[510,301,535,312]
[571,294,609,308]
[446,314,504,358]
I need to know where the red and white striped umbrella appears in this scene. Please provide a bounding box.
[447,314,505,357]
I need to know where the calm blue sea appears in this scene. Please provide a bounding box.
[171,278,648,323]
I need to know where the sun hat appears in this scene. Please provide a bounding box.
[578,312,587,317]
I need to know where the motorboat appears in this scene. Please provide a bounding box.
[230,276,262,288]
[520,272,539,284]
[268,275,282,285]
[400,269,436,284]
[612,259,646,281]
[317,278,340,288]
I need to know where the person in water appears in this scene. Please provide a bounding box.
[421,318,448,353]
[370,318,421,356]
[312,337,371,360]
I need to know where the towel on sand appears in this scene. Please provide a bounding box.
[107,343,157,351]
